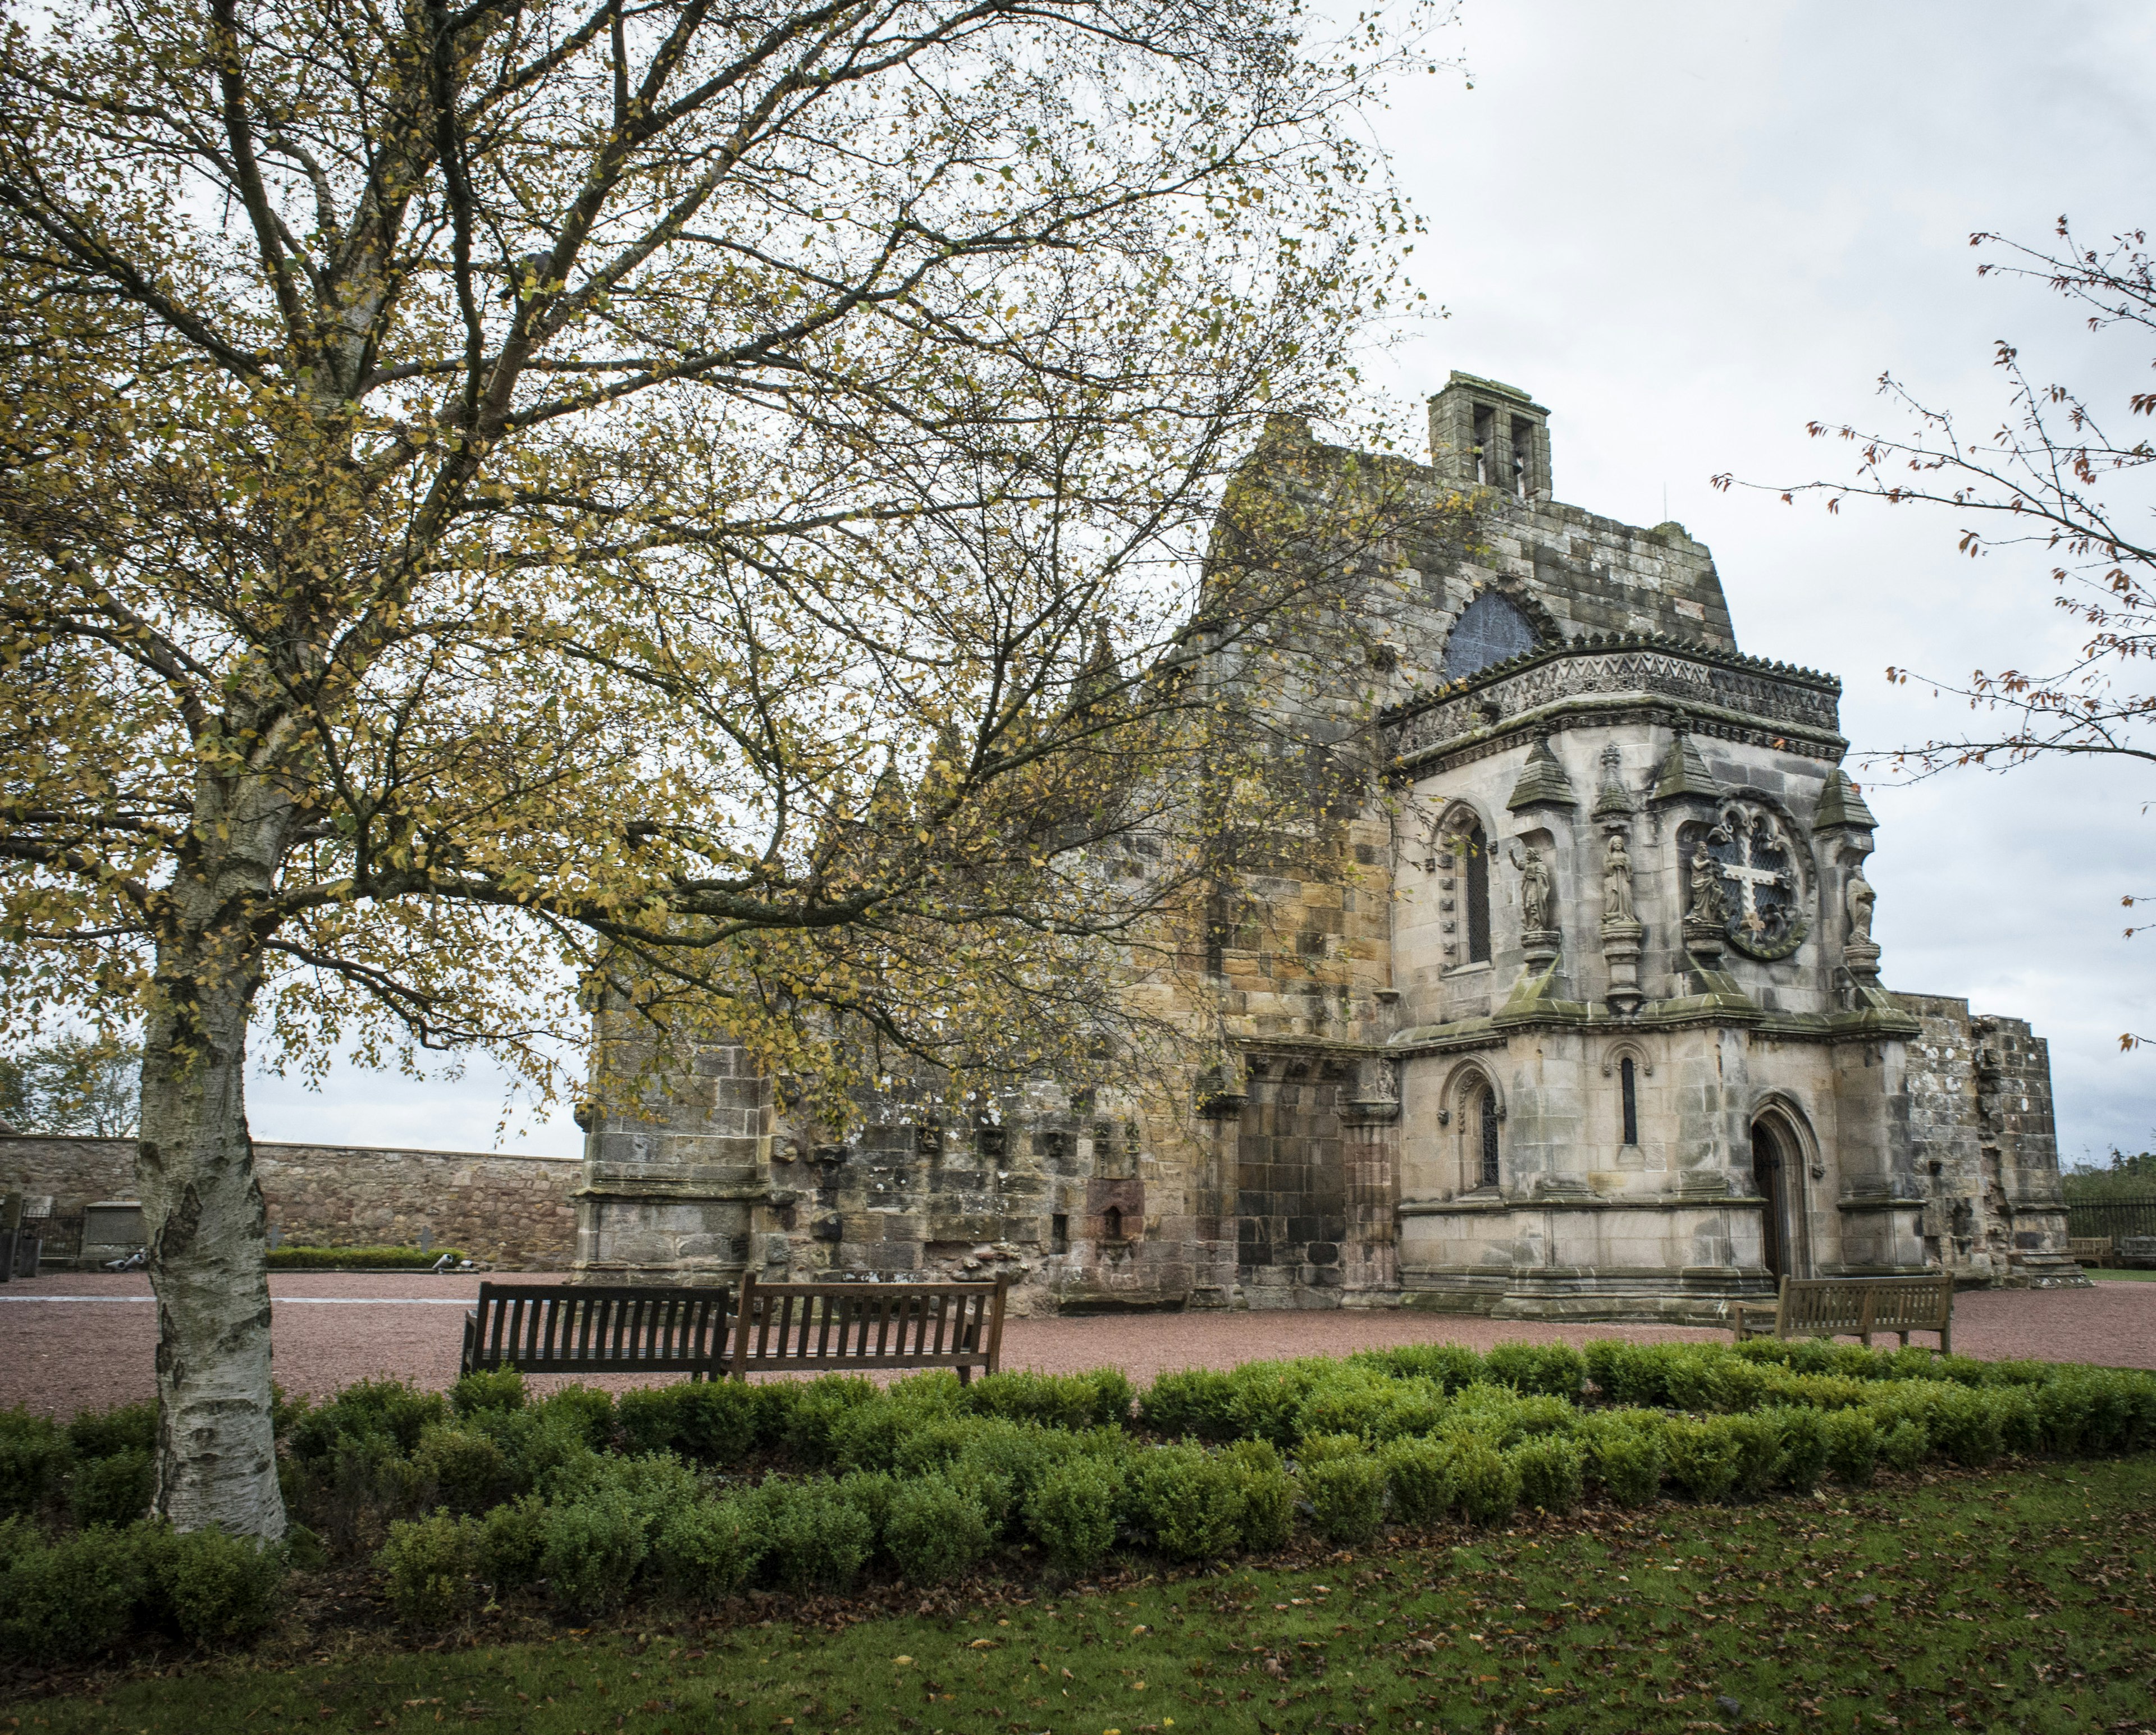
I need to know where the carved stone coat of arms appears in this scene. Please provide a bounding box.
[1700,798,1811,960]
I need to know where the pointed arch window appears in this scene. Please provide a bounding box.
[1445,816,1492,965]
[1442,592,1538,679]
[1478,1087,1500,1188]
[1620,1056,1638,1146]
[1464,822,1491,963]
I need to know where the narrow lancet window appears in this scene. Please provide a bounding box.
[1479,1087,1500,1188]
[1463,823,1491,963]
[1473,404,1496,486]
[1620,1056,1638,1146]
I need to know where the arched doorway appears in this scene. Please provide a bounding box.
[1748,1109,1811,1279]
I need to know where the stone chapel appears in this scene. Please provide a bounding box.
[575,372,2082,1320]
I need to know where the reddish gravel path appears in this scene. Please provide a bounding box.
[2,1270,2150,1420]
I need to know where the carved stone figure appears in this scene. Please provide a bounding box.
[1517,846,1554,932]
[1602,832,1634,922]
[1688,839,1727,927]
[1845,867,1876,942]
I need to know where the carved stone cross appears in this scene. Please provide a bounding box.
[1719,852,1785,932]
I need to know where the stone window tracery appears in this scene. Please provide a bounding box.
[1479,1087,1500,1188]
[1442,592,1538,680]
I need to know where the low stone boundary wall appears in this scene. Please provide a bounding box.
[0,1134,578,1269]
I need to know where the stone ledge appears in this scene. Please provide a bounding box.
[1401,1194,1782,1217]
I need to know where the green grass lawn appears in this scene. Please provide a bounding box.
[13,1457,2154,1735]
[2085,1266,2156,1281]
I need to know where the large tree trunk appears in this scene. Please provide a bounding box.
[137,885,285,1540]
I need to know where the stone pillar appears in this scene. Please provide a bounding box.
[1337,1057,1401,1302]
[575,997,771,1287]
[1976,1017,2087,1288]
[1601,917,1644,1017]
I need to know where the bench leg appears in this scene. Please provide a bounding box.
[1940,1322,1951,1357]
[957,1364,972,1387]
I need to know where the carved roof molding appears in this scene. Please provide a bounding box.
[1388,634,1844,771]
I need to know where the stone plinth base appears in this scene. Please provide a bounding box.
[573,1192,752,1287]
[1400,1264,1776,1326]
[2009,1251,2096,1289]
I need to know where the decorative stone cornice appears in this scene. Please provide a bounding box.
[1388,634,1844,771]
[1385,996,1920,1052]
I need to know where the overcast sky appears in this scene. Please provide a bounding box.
[246,0,2155,1165]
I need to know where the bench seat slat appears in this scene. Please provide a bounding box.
[732,1352,999,1372]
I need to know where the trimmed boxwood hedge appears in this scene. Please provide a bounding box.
[266,1245,468,1270]
[2,1336,2153,1663]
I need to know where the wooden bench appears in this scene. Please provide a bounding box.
[730,1272,1008,1384]
[1732,1274,1953,1356]
[2068,1236,2115,1269]
[456,1274,1011,1385]
[459,1283,734,1380]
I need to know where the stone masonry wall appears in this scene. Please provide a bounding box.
[0,1136,134,1219]
[1235,1060,1349,1304]
[1972,1013,2072,1266]
[0,1136,578,1268]
[1893,996,2075,1283]
[1897,995,2003,1276]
